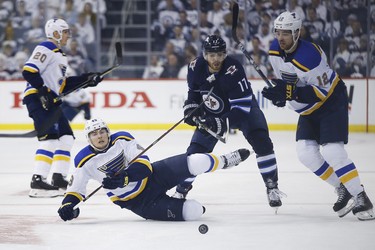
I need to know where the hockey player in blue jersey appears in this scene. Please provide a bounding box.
[262,11,374,220]
[172,34,286,210]
[57,118,250,221]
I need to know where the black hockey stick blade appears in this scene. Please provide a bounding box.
[115,42,123,65]
[0,108,62,138]
[0,130,37,138]
[231,2,272,87]
[231,2,240,43]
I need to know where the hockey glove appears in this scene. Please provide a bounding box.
[83,72,103,88]
[102,171,129,189]
[261,79,296,107]
[37,86,60,111]
[198,116,227,136]
[183,100,202,126]
[58,202,80,221]
[80,103,91,120]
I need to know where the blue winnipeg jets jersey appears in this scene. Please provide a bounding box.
[66,131,152,203]
[269,38,341,115]
[187,55,254,126]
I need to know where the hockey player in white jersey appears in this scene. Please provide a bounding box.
[22,18,103,198]
[57,118,250,221]
[262,11,374,220]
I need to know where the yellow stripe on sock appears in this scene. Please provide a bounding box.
[320,167,334,181]
[340,169,359,184]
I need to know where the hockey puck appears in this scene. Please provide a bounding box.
[198,224,208,234]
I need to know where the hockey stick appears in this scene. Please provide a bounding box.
[193,117,229,143]
[55,42,123,102]
[348,85,354,113]
[231,3,272,87]
[0,109,62,138]
[0,43,123,138]
[73,86,215,209]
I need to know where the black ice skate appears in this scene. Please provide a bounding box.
[265,179,286,213]
[172,184,193,199]
[352,190,375,221]
[221,148,251,169]
[29,174,59,198]
[333,183,354,218]
[52,173,69,196]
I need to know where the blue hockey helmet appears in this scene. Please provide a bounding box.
[203,35,226,53]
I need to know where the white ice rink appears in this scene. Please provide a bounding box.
[0,129,374,250]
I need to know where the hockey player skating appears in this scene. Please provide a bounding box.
[173,35,286,211]
[57,118,250,221]
[262,11,374,220]
[61,88,91,121]
[22,18,103,198]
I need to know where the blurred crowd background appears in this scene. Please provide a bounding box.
[0,0,373,80]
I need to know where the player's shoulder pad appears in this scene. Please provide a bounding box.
[291,40,322,72]
[110,131,135,146]
[39,41,64,54]
[268,38,281,57]
[74,146,96,169]
[188,56,205,72]
[223,56,244,76]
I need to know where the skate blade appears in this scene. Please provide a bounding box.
[356,209,375,221]
[337,199,355,218]
[29,189,59,198]
[274,207,279,215]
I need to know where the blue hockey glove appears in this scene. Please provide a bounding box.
[83,72,103,88]
[261,79,296,107]
[102,171,129,189]
[197,116,227,136]
[58,202,80,221]
[37,86,60,111]
[183,100,203,126]
[80,103,91,120]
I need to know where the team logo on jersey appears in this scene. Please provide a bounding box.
[225,65,237,75]
[97,150,126,175]
[203,92,224,114]
[189,59,197,71]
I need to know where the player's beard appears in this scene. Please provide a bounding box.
[208,61,222,72]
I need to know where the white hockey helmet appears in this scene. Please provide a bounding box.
[84,118,111,151]
[273,11,302,40]
[45,18,70,44]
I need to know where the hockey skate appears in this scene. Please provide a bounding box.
[267,187,286,213]
[352,190,375,221]
[333,183,354,218]
[172,184,193,199]
[29,174,59,198]
[265,179,286,213]
[221,148,251,169]
[52,173,69,196]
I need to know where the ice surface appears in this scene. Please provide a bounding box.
[0,130,374,250]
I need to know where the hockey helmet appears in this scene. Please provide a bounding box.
[45,18,70,44]
[84,118,111,151]
[273,11,301,38]
[202,35,226,53]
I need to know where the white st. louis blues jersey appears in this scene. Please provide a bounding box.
[23,41,68,97]
[269,38,341,115]
[67,131,153,203]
